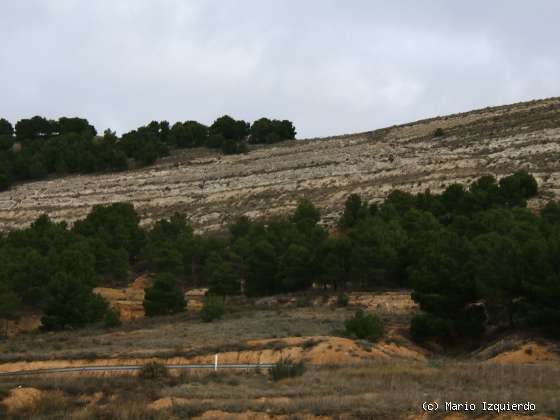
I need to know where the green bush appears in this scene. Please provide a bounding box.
[237,143,249,154]
[200,295,224,322]
[143,273,186,317]
[296,295,311,307]
[344,309,384,341]
[140,361,169,380]
[269,358,305,381]
[0,170,10,191]
[455,305,486,338]
[220,139,248,155]
[336,293,349,307]
[410,314,451,343]
[41,274,109,331]
[433,127,445,137]
[103,308,122,328]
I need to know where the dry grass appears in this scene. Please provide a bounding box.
[1,291,558,418]
[159,362,560,416]
[2,361,559,419]
[0,292,411,363]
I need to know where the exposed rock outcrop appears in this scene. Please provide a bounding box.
[1,98,559,232]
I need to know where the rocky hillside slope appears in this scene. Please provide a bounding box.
[1,97,560,232]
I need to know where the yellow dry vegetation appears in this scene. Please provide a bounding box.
[93,276,208,321]
[405,415,555,420]
[192,411,333,420]
[5,314,42,337]
[487,342,560,364]
[2,387,43,413]
[0,334,426,375]
[93,275,152,321]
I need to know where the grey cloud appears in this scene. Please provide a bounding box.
[1,0,559,138]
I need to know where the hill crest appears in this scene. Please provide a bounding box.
[1,96,560,232]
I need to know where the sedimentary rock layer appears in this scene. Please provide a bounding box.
[1,97,560,232]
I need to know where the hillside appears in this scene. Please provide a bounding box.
[2,290,559,419]
[2,95,560,417]
[1,97,560,232]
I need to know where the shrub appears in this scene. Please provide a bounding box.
[302,339,317,349]
[200,295,224,322]
[433,127,445,137]
[13,392,72,418]
[336,293,349,307]
[0,170,10,191]
[410,314,451,343]
[103,308,122,328]
[237,143,249,154]
[269,357,305,381]
[220,139,248,155]
[296,295,311,307]
[344,309,384,341]
[140,361,169,380]
[221,139,241,155]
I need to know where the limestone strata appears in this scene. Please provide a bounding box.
[1,98,560,232]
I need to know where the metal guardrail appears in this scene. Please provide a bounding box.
[0,363,277,377]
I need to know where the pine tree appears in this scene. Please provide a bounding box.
[41,273,108,330]
[0,283,21,338]
[143,273,186,316]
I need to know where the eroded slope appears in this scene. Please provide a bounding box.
[1,97,560,231]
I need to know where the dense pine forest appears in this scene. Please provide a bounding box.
[0,170,559,344]
[0,115,296,191]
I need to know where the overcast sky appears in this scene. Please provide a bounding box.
[1,1,559,138]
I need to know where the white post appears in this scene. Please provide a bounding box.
[214,354,218,371]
